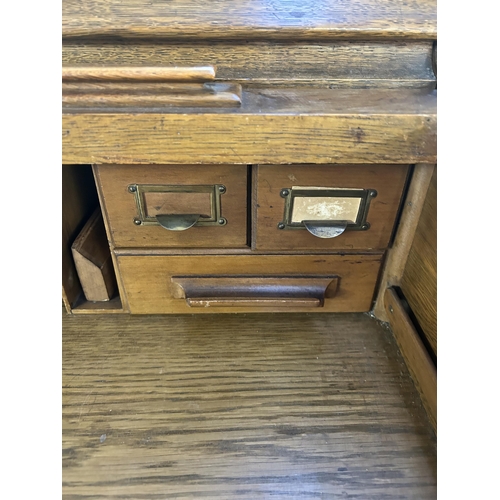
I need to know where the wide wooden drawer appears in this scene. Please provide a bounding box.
[254,164,409,251]
[95,164,248,248]
[117,254,383,314]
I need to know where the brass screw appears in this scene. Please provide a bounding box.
[128,185,137,193]
[278,222,285,230]
[389,306,394,313]
[218,218,226,225]
[218,186,226,194]
[280,189,290,198]
[133,218,142,225]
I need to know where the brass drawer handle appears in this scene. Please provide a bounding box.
[278,186,377,238]
[155,214,201,231]
[171,276,338,307]
[129,184,227,229]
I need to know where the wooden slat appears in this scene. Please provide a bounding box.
[401,167,437,355]
[62,66,216,82]
[62,0,437,40]
[62,41,436,88]
[372,164,435,321]
[62,88,436,165]
[63,311,437,498]
[384,287,437,433]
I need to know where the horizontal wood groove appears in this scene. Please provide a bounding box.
[384,287,436,433]
[186,297,321,307]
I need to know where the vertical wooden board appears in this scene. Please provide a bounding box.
[384,287,436,433]
[62,165,99,309]
[401,167,437,355]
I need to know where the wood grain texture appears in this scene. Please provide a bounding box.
[255,164,408,251]
[62,88,436,165]
[63,82,242,109]
[62,66,216,81]
[372,164,435,321]
[384,288,437,433]
[401,167,437,356]
[116,254,383,314]
[95,164,248,249]
[62,311,437,498]
[62,0,437,40]
[62,41,436,88]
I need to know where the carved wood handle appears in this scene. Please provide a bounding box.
[171,276,338,308]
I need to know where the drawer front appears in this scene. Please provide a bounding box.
[117,254,383,314]
[254,165,409,251]
[95,164,248,248]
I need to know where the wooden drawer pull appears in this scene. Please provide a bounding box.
[171,276,338,308]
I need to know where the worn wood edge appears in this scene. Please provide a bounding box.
[70,295,125,314]
[384,287,436,433]
[62,66,216,81]
[372,164,435,320]
[62,83,242,108]
[92,165,131,313]
[62,29,437,42]
[63,114,437,165]
[62,286,72,314]
[112,248,384,256]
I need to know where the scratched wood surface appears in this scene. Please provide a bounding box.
[62,88,436,165]
[62,0,437,40]
[62,312,437,499]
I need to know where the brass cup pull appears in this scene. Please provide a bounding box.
[156,214,201,231]
[302,220,349,239]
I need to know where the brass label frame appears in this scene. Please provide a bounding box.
[279,187,377,231]
[128,184,226,226]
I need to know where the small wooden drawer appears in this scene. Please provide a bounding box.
[116,254,383,314]
[95,164,248,248]
[254,165,409,251]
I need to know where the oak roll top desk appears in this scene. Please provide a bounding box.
[62,0,437,429]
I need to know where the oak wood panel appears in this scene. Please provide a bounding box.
[401,167,437,356]
[62,0,437,40]
[62,311,437,498]
[116,254,383,314]
[62,41,436,88]
[255,164,408,251]
[62,88,436,164]
[95,164,248,248]
[62,165,100,311]
[384,288,436,433]
[372,164,435,321]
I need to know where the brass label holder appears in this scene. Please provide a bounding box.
[278,186,377,238]
[128,184,227,229]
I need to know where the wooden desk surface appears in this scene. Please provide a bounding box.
[62,0,437,40]
[63,312,436,498]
